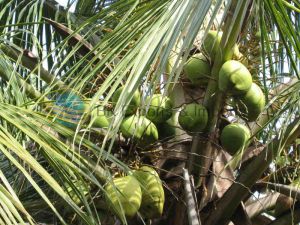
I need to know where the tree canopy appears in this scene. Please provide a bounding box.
[0,0,299,224]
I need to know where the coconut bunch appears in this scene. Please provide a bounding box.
[104,166,165,221]
[213,32,265,155]
[181,29,266,155]
[78,86,178,145]
[107,86,210,140]
[219,60,265,122]
[112,89,175,146]
[183,30,243,86]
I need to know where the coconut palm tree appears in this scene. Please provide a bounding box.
[0,0,299,224]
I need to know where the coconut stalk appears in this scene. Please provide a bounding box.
[183,168,201,225]
[205,117,300,225]
[190,0,252,187]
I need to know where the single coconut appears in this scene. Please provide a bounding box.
[235,83,265,121]
[183,53,211,85]
[83,98,92,113]
[91,106,114,128]
[220,123,251,155]
[203,30,222,60]
[105,175,142,219]
[133,166,165,219]
[146,94,173,124]
[121,115,158,146]
[53,91,85,129]
[218,60,252,95]
[178,103,208,133]
[112,87,140,116]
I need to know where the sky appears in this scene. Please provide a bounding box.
[57,0,68,7]
[57,0,76,12]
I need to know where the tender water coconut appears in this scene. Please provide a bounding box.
[235,82,265,121]
[105,175,142,219]
[203,30,222,60]
[112,86,141,115]
[220,123,251,155]
[91,106,114,128]
[120,115,158,146]
[133,166,165,219]
[146,94,173,124]
[218,60,252,95]
[178,103,208,133]
[183,53,211,85]
[53,91,85,129]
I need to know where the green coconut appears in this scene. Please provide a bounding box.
[120,115,158,146]
[105,175,142,219]
[203,30,222,60]
[91,106,114,128]
[183,53,211,85]
[218,60,252,95]
[112,87,141,116]
[178,103,208,133]
[133,166,165,219]
[83,98,92,113]
[220,123,251,155]
[146,94,173,124]
[235,83,265,121]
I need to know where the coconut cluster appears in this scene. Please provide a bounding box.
[88,85,208,145]
[181,30,266,155]
[53,84,210,142]
[218,60,265,122]
[51,29,267,222]
[214,33,265,155]
[105,166,164,221]
[110,88,175,146]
